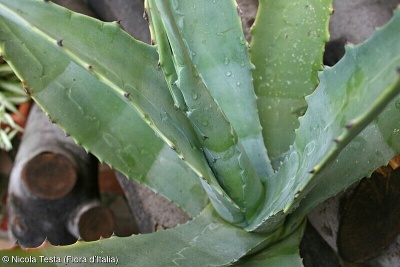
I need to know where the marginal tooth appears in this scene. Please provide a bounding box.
[345,120,354,129]
[57,39,63,47]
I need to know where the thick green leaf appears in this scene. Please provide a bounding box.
[233,221,305,267]
[247,8,400,232]
[250,0,332,169]
[165,0,273,178]
[0,0,210,217]
[289,93,400,223]
[146,0,186,111]
[0,205,284,267]
[140,145,209,216]
[152,0,265,222]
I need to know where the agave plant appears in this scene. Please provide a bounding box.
[0,0,400,265]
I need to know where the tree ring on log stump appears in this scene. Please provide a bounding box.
[78,206,114,241]
[21,152,77,200]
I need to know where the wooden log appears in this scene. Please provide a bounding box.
[7,104,105,248]
[21,152,77,200]
[68,201,114,242]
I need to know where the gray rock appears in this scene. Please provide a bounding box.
[87,0,151,43]
[330,0,400,44]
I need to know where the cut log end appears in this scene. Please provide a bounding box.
[21,152,77,200]
[78,206,114,242]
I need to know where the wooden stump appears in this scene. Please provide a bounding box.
[7,104,113,248]
[68,201,114,241]
[21,153,77,200]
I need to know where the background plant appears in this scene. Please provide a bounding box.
[0,60,29,151]
[0,0,399,266]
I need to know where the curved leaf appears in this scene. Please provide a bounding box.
[289,93,400,223]
[0,0,210,216]
[146,0,186,110]
[248,7,400,232]
[152,0,265,222]
[165,0,273,179]
[250,0,332,169]
[0,205,283,267]
[233,220,305,267]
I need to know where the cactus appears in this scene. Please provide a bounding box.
[0,0,400,265]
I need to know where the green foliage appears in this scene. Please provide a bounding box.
[0,0,208,216]
[247,9,400,232]
[150,0,274,179]
[250,0,332,168]
[0,0,399,266]
[233,221,305,267]
[0,205,287,267]
[148,0,265,223]
[0,61,29,151]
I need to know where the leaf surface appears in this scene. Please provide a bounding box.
[146,0,186,110]
[0,0,210,216]
[289,93,400,222]
[250,0,332,168]
[151,0,265,222]
[233,221,305,267]
[0,205,282,267]
[248,8,400,232]
[166,0,273,178]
